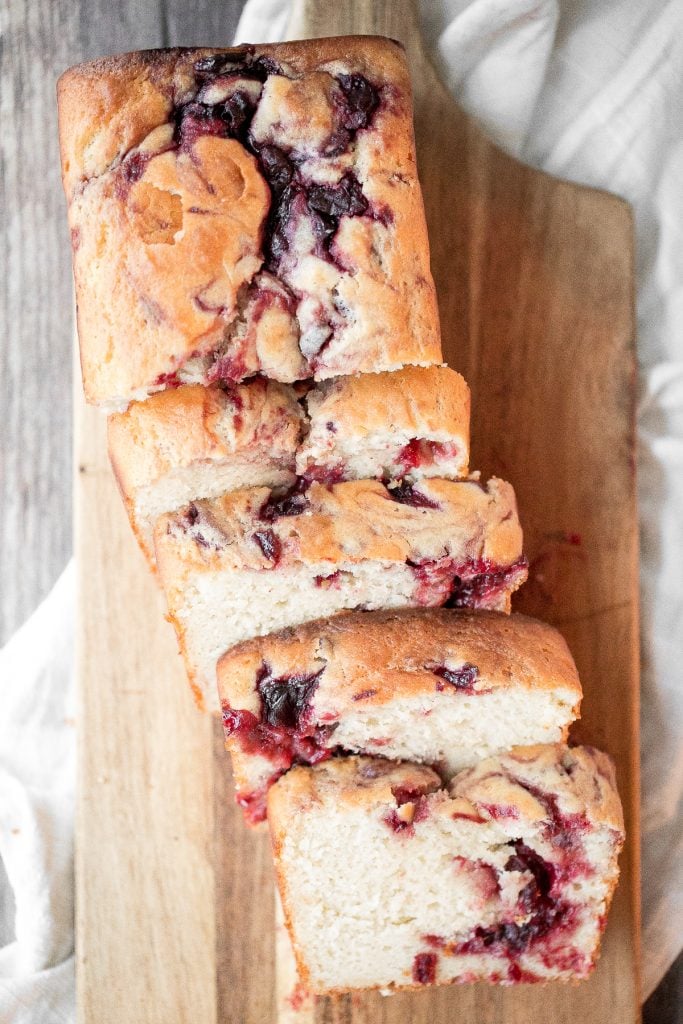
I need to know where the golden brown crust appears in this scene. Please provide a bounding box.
[58,39,442,405]
[68,132,269,405]
[107,380,303,494]
[58,40,412,193]
[58,49,183,200]
[154,476,525,579]
[107,380,304,567]
[268,756,441,823]
[268,745,625,833]
[452,743,625,834]
[217,608,582,714]
[109,366,470,536]
[306,365,469,439]
[299,365,470,475]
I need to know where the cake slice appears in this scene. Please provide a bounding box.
[155,477,527,708]
[298,365,469,483]
[58,37,441,408]
[108,365,471,568]
[218,609,581,823]
[269,746,625,993]
[108,379,304,566]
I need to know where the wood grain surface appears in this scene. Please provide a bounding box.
[69,0,641,1021]
[0,0,246,640]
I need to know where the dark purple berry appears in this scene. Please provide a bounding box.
[387,481,440,509]
[337,74,380,130]
[258,144,294,195]
[430,663,480,693]
[307,173,368,219]
[194,49,280,82]
[253,528,281,563]
[255,663,324,729]
[259,481,310,521]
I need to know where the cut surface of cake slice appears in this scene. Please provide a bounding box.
[58,37,441,408]
[154,476,527,708]
[297,365,469,483]
[108,380,304,566]
[218,609,581,823]
[269,746,625,994]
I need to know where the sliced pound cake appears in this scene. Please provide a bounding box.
[108,379,303,566]
[218,609,581,823]
[297,365,469,483]
[154,477,527,708]
[58,38,441,408]
[108,366,470,568]
[269,747,624,993]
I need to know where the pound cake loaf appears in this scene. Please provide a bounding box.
[58,37,442,408]
[108,379,304,565]
[155,477,527,707]
[109,365,471,567]
[297,365,470,482]
[218,609,581,823]
[269,747,625,993]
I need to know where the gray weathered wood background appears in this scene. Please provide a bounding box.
[0,0,677,1017]
[0,0,247,641]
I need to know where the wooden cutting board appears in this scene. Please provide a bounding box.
[74,1,640,1021]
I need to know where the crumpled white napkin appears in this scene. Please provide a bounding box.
[0,563,75,1023]
[2,1,681,1019]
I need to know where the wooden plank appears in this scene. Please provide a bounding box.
[75,401,216,1024]
[213,723,276,1024]
[161,0,247,48]
[74,0,640,1021]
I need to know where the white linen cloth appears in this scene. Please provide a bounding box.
[1,1,681,1018]
[0,564,75,1022]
